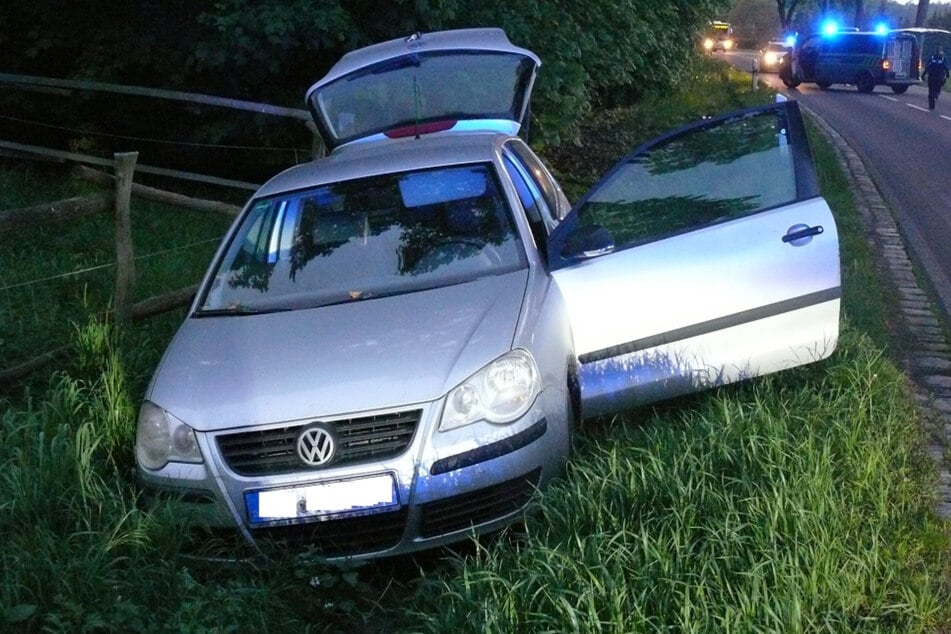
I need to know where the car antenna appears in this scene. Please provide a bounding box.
[413,74,421,139]
[404,32,424,140]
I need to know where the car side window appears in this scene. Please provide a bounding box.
[573,107,798,249]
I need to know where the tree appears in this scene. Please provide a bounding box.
[0,0,734,146]
[916,0,930,26]
[775,0,803,31]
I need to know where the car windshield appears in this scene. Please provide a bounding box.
[199,164,525,313]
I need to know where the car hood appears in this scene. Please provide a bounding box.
[305,28,540,151]
[148,270,528,432]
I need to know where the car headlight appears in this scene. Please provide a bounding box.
[439,349,541,432]
[765,52,777,65]
[723,39,734,50]
[703,38,714,50]
[136,401,203,470]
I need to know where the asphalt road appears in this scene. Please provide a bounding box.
[718,49,951,321]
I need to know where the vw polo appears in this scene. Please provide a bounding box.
[137,28,841,560]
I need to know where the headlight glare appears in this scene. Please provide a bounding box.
[440,350,540,431]
[136,401,203,470]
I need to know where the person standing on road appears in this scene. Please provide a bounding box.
[922,45,951,110]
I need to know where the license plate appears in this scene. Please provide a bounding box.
[246,474,397,524]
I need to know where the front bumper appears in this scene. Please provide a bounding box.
[137,389,570,560]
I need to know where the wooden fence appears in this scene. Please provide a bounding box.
[0,72,311,385]
[0,155,242,385]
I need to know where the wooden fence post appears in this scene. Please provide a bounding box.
[113,152,138,328]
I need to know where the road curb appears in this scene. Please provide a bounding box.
[807,107,951,517]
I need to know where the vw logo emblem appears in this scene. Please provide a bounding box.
[297,426,335,467]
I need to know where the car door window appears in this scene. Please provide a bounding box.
[552,105,809,263]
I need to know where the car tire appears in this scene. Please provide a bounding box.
[781,73,801,88]
[816,80,832,89]
[891,85,909,94]
[855,72,875,93]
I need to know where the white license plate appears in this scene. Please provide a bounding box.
[246,474,397,524]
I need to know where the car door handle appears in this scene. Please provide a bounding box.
[782,223,823,246]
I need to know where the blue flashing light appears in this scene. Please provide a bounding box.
[874,23,888,35]
[822,21,839,36]
[784,34,797,47]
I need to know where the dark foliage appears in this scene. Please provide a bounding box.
[0,0,730,151]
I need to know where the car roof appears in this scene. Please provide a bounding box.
[253,132,511,199]
[890,27,951,34]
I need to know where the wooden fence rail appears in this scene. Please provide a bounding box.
[73,165,241,216]
[0,72,325,159]
[0,192,113,228]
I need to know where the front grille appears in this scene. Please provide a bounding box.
[216,410,421,476]
[251,507,408,557]
[419,468,541,538]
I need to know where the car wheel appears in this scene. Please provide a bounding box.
[779,67,800,88]
[781,75,801,88]
[891,85,909,94]
[855,72,875,93]
[816,80,832,89]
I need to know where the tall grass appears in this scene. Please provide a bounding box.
[407,330,947,632]
[1,320,172,630]
[0,321,326,632]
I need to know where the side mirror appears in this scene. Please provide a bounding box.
[561,225,615,260]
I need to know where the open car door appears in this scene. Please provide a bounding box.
[548,100,840,419]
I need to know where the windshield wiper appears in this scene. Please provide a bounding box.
[193,306,290,318]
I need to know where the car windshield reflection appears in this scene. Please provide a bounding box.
[200,164,526,313]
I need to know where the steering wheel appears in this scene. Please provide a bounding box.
[413,238,503,273]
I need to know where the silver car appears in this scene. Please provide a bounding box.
[136,28,841,560]
[759,40,790,72]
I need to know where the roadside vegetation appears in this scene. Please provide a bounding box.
[1,57,948,632]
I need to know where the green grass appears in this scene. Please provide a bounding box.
[804,120,901,353]
[1,58,949,632]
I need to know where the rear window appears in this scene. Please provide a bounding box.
[312,52,535,146]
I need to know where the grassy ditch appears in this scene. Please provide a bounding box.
[407,331,947,632]
[1,57,949,631]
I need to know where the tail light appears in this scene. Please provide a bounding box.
[882,59,891,71]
